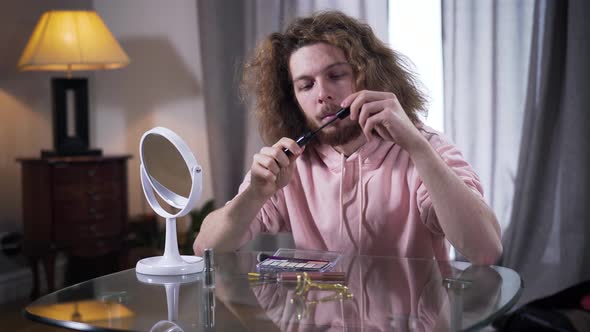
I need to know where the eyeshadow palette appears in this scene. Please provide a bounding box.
[256,255,331,272]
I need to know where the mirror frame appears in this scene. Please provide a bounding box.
[139,127,202,219]
[136,126,204,276]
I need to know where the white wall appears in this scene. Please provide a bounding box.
[91,0,213,219]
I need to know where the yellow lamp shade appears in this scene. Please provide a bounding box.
[18,10,130,73]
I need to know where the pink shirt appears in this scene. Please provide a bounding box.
[237,126,484,260]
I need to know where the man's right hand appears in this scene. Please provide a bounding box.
[248,137,304,199]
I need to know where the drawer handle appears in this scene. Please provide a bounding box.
[88,170,97,176]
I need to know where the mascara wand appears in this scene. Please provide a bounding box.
[283,106,351,156]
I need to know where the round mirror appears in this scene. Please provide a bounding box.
[136,127,204,275]
[142,133,192,209]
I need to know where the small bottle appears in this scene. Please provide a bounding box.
[202,287,216,328]
[204,248,215,288]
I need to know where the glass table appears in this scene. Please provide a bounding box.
[24,251,522,331]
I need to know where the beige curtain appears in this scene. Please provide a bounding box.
[441,0,534,234]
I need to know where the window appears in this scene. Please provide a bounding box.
[389,0,444,132]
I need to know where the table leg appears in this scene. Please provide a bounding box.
[28,256,40,300]
[42,254,56,294]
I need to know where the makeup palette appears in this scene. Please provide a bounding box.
[257,255,331,272]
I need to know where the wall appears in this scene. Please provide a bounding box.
[92,0,213,221]
[0,1,92,232]
[0,0,213,241]
[0,0,93,302]
[0,1,212,302]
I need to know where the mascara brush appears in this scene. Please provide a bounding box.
[283,106,351,156]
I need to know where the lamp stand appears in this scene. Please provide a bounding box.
[41,78,102,158]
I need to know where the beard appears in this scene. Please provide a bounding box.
[305,118,362,146]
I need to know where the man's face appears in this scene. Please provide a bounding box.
[289,42,361,146]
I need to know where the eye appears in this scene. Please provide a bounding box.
[329,72,347,80]
[297,81,314,91]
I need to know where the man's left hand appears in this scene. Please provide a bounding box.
[341,90,425,153]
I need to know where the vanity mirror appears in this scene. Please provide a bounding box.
[136,127,204,275]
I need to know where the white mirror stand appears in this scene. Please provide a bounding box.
[136,127,204,275]
[136,273,200,332]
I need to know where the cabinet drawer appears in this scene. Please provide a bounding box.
[19,155,130,263]
[86,206,124,223]
[68,238,123,257]
[53,181,122,202]
[53,201,89,223]
[55,219,123,243]
[52,162,123,185]
[54,199,123,224]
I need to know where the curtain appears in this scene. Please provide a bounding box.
[197,0,249,208]
[502,0,590,306]
[441,0,534,232]
[197,0,387,207]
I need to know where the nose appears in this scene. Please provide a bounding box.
[317,80,333,104]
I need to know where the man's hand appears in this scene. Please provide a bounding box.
[341,90,426,153]
[248,137,304,199]
[194,138,303,255]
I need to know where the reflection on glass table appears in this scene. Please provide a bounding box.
[24,251,522,331]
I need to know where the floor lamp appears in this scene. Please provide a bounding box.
[17,10,130,157]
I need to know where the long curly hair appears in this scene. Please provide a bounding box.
[241,10,428,145]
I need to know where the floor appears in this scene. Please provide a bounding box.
[1,299,68,332]
[0,252,114,332]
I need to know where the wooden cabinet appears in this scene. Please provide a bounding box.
[17,155,131,298]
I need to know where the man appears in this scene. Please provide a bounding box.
[194,11,502,264]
